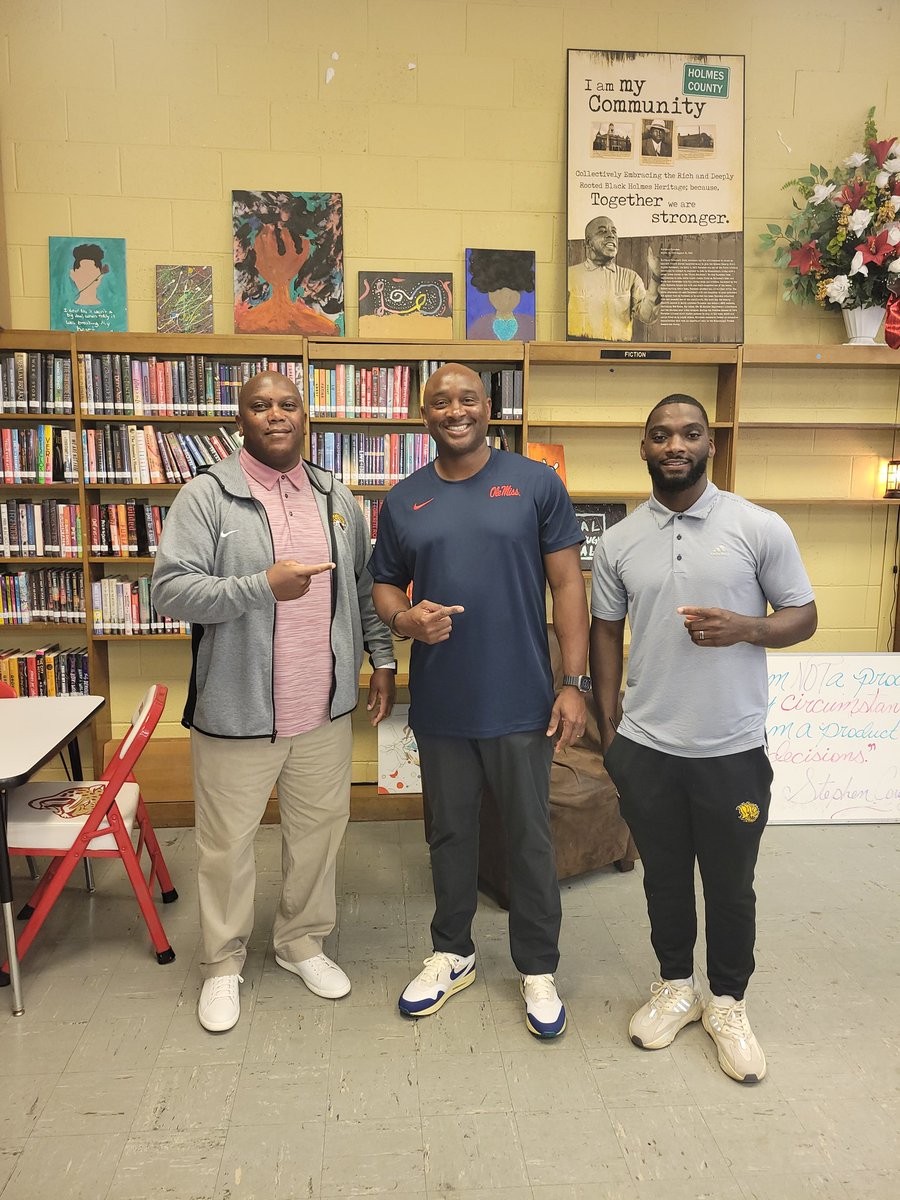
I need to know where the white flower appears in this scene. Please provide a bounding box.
[888,227,900,246]
[891,196,900,213]
[844,152,868,168]
[847,208,873,236]
[810,183,836,205]
[883,156,900,174]
[849,251,868,276]
[876,171,890,189]
[825,275,851,305]
[888,258,900,273]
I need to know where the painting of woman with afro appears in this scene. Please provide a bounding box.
[465,248,536,341]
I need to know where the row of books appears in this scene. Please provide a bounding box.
[90,502,170,557]
[1,500,83,558]
[0,425,80,484]
[310,432,437,486]
[0,351,74,414]
[308,364,413,419]
[0,569,86,624]
[354,495,385,543]
[91,576,188,636]
[81,424,239,485]
[418,361,524,419]
[0,645,90,696]
[78,354,304,417]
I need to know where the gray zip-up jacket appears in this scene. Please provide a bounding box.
[151,453,394,739]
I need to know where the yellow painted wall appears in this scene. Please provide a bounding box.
[1,0,899,760]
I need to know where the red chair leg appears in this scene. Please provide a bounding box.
[2,848,84,970]
[16,856,64,920]
[135,798,178,903]
[109,820,175,964]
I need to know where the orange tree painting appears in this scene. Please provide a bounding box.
[233,191,344,336]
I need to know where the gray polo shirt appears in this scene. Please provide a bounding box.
[591,482,815,758]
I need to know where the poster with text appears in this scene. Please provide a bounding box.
[566,49,744,344]
[49,236,127,332]
[233,191,344,336]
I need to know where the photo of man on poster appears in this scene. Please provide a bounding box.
[567,215,661,341]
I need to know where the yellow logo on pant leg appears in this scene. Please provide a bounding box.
[736,801,760,823]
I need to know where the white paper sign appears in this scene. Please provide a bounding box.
[377,704,421,795]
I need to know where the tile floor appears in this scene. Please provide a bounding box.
[0,819,897,1199]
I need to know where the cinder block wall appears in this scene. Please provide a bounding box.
[2,0,898,758]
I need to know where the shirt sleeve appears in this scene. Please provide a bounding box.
[591,534,629,619]
[537,470,584,555]
[632,271,660,326]
[755,512,816,610]
[366,496,411,589]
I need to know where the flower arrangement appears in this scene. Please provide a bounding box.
[760,108,900,312]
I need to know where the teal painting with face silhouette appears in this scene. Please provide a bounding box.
[49,236,128,332]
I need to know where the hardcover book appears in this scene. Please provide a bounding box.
[358,272,453,339]
[49,236,127,332]
[156,265,214,334]
[526,442,567,487]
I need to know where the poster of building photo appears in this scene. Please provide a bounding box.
[567,49,744,344]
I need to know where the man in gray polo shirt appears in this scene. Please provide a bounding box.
[590,394,817,1084]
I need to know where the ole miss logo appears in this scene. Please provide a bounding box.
[489,485,521,498]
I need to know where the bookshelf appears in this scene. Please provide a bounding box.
[2,330,899,817]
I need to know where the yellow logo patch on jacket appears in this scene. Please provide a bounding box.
[736,801,760,823]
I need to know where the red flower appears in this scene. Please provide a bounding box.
[856,230,894,266]
[837,179,869,210]
[789,241,823,274]
[867,136,897,169]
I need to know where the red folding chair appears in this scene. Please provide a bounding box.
[2,684,178,972]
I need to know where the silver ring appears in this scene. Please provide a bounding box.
[698,630,705,641]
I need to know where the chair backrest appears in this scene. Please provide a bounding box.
[100,684,168,791]
[0,681,17,698]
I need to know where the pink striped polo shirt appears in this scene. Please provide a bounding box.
[240,448,333,737]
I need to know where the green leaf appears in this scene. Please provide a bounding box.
[809,163,817,176]
[767,223,781,235]
[800,176,815,186]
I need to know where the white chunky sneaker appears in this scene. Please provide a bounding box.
[198,973,243,1032]
[702,996,767,1083]
[629,979,703,1049]
[520,973,567,1038]
[275,952,351,999]
[398,951,476,1017]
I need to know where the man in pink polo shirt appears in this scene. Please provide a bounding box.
[152,371,395,1033]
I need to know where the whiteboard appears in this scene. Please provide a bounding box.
[767,653,900,824]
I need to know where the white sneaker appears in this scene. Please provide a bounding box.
[629,979,703,1049]
[198,973,243,1032]
[398,951,476,1017]
[275,952,351,999]
[520,973,567,1038]
[702,997,767,1083]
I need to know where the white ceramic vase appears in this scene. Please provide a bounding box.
[842,305,886,346]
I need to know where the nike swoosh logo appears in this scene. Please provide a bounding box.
[449,964,470,980]
[221,530,239,538]
[413,499,434,511]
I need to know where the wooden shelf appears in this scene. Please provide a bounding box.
[0,621,86,631]
[307,337,524,364]
[2,556,83,565]
[92,633,190,641]
[88,556,156,564]
[80,413,237,424]
[749,497,900,506]
[568,491,647,502]
[73,332,303,357]
[743,344,900,367]
[0,411,76,422]
[82,482,183,491]
[527,419,734,429]
[739,421,897,430]
[310,416,517,426]
[528,342,739,367]
[0,482,79,490]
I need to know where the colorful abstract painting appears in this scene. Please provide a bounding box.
[232,191,344,336]
[358,271,453,339]
[49,236,127,332]
[156,265,213,334]
[465,248,535,341]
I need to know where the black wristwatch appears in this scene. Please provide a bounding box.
[562,674,592,692]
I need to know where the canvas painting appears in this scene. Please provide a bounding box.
[465,248,535,341]
[233,191,344,336]
[377,704,421,795]
[358,272,453,339]
[49,236,127,332]
[156,265,214,334]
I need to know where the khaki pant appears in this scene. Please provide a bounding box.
[191,716,353,979]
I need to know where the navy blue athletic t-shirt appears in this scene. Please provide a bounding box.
[368,449,582,739]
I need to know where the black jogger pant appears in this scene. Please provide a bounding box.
[417,730,561,976]
[602,734,772,999]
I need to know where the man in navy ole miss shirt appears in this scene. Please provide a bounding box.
[369,363,590,1038]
